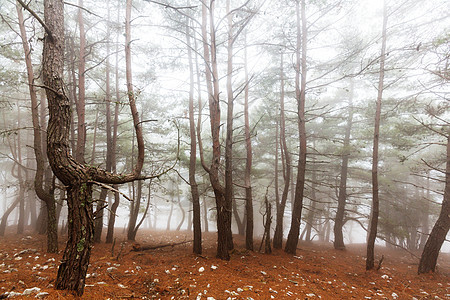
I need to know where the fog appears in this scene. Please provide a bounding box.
[0,0,449,263]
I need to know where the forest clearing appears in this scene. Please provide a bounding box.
[0,229,449,299]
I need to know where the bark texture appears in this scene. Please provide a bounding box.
[42,0,144,294]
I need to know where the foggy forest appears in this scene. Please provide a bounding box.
[0,0,449,298]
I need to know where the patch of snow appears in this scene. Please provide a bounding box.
[23,287,41,295]
[6,291,23,297]
[35,292,50,298]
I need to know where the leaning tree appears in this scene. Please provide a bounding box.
[418,135,449,273]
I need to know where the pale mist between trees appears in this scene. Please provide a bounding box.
[0,0,448,296]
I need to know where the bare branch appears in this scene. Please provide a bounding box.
[16,0,54,42]
[64,1,102,18]
[89,180,133,202]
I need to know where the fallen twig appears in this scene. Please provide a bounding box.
[131,240,193,251]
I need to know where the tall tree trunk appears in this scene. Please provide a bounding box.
[186,15,202,254]
[333,80,354,250]
[75,0,86,163]
[106,0,122,244]
[194,18,208,236]
[274,117,280,237]
[244,33,254,251]
[285,0,307,255]
[94,0,113,243]
[92,108,108,243]
[224,0,235,251]
[68,37,77,153]
[366,1,387,271]
[418,136,450,273]
[273,53,290,249]
[201,1,230,260]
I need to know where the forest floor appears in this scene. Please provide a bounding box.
[0,228,449,299]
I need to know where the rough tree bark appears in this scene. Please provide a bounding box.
[418,136,450,273]
[285,0,307,255]
[366,1,387,271]
[39,0,145,294]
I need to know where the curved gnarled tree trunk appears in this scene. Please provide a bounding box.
[40,0,144,295]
